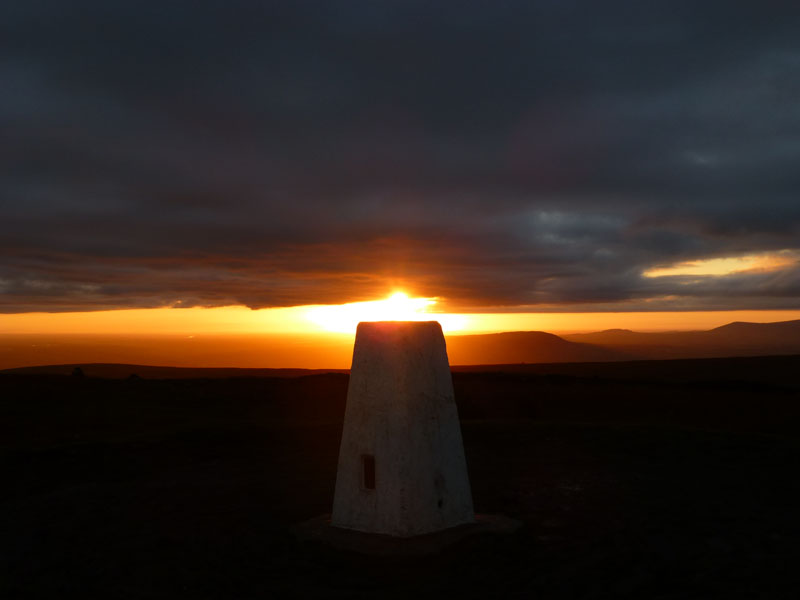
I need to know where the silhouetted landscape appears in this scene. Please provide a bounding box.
[452,319,800,363]
[564,319,800,360]
[5,319,800,372]
[3,353,800,597]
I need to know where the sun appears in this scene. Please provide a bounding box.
[305,292,466,334]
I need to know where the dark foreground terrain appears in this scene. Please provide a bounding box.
[3,356,800,598]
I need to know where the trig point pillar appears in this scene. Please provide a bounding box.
[331,321,475,537]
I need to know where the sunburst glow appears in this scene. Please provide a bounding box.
[305,292,468,334]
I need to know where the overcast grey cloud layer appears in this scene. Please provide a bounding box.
[1,0,799,313]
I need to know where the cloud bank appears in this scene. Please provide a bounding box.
[1,1,799,312]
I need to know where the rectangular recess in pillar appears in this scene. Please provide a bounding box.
[361,454,376,490]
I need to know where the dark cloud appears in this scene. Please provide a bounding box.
[1,0,800,313]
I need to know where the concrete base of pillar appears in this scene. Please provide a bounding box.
[293,513,522,556]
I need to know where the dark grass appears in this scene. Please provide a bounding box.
[2,358,800,598]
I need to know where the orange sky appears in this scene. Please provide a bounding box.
[2,292,800,336]
[2,293,800,370]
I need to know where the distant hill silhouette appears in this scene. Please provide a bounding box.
[445,330,632,365]
[708,319,800,342]
[564,319,800,359]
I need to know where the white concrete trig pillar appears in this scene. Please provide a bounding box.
[331,321,475,537]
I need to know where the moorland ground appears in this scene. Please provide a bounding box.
[2,356,800,598]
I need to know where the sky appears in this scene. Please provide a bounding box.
[2,1,800,336]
